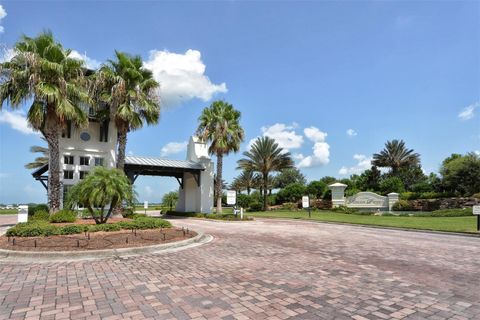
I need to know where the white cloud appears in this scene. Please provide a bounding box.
[160,141,188,157]
[298,127,330,168]
[68,50,101,70]
[346,128,357,137]
[247,123,304,152]
[475,150,480,156]
[144,49,227,107]
[0,110,38,135]
[292,153,305,161]
[0,46,14,63]
[0,5,6,33]
[458,102,479,121]
[338,154,372,175]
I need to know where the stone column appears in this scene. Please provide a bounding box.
[387,193,399,212]
[328,183,348,208]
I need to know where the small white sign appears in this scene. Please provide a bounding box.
[143,201,148,209]
[227,190,236,205]
[302,196,310,208]
[473,206,480,215]
[18,205,28,223]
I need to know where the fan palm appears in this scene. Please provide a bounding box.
[237,136,293,211]
[92,51,160,170]
[25,143,49,169]
[0,31,89,212]
[372,139,420,175]
[65,167,134,224]
[197,101,244,213]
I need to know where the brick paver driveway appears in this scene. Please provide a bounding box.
[0,217,479,320]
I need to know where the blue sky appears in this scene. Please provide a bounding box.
[0,1,478,204]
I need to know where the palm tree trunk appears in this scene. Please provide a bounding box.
[263,174,268,211]
[216,153,223,214]
[247,187,250,195]
[44,107,61,213]
[117,128,128,171]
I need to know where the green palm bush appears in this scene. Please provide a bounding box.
[66,167,134,224]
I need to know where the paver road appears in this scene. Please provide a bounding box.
[0,216,479,319]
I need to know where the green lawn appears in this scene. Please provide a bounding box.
[246,210,479,234]
[0,209,17,215]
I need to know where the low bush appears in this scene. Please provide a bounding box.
[415,208,473,217]
[28,204,49,216]
[6,222,61,237]
[60,225,84,235]
[166,211,251,221]
[30,210,50,222]
[392,200,414,211]
[121,208,135,219]
[88,223,122,232]
[49,210,76,223]
[332,205,358,214]
[249,202,263,212]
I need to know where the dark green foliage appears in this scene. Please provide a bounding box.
[6,222,61,237]
[237,194,252,209]
[121,208,135,219]
[162,191,179,211]
[306,181,327,199]
[31,204,49,215]
[392,200,414,211]
[332,205,358,214]
[372,139,420,175]
[30,210,50,222]
[414,208,473,217]
[276,183,306,203]
[49,210,76,223]
[60,225,84,235]
[166,211,251,221]
[440,152,480,196]
[88,223,122,232]
[379,176,405,194]
[273,168,306,189]
[249,202,263,212]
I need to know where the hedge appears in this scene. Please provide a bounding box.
[166,211,252,221]
[6,217,172,237]
[49,210,76,223]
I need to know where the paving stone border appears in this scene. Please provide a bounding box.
[0,230,212,263]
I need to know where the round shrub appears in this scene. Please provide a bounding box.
[6,222,61,237]
[249,202,263,212]
[60,225,84,235]
[30,210,50,222]
[392,200,413,211]
[49,210,76,223]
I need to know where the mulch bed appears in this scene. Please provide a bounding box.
[0,227,197,252]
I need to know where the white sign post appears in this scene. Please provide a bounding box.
[302,196,311,218]
[227,190,236,205]
[18,205,28,223]
[144,201,148,215]
[474,206,480,232]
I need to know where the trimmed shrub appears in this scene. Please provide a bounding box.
[88,223,122,232]
[49,210,76,223]
[28,204,49,216]
[6,222,61,237]
[332,205,358,215]
[415,208,473,217]
[392,200,414,211]
[122,208,135,219]
[30,210,50,222]
[249,202,263,212]
[60,225,84,235]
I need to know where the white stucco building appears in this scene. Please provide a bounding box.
[32,115,214,213]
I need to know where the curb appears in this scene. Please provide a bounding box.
[164,215,253,223]
[0,230,212,263]
[254,217,480,238]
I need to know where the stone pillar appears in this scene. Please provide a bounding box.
[387,193,399,212]
[328,183,348,208]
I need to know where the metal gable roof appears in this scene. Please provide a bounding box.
[124,156,205,170]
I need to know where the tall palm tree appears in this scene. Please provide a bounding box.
[197,101,244,213]
[25,143,49,169]
[0,31,89,212]
[372,139,420,175]
[92,51,160,170]
[237,136,293,211]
